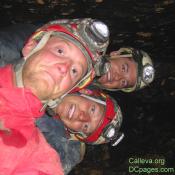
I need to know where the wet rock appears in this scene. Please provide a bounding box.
[36,0,45,5]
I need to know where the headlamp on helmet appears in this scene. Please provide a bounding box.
[75,18,110,61]
[102,123,124,146]
[94,56,111,77]
[79,19,110,77]
[85,20,109,46]
[130,48,155,92]
[101,105,124,146]
[142,64,154,84]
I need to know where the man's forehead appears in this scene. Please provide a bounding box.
[49,35,72,46]
[92,103,105,133]
[128,61,137,86]
[110,56,134,62]
[50,35,88,58]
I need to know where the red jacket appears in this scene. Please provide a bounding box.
[0,65,64,175]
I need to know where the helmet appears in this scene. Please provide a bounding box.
[15,18,110,106]
[67,88,124,146]
[97,47,155,92]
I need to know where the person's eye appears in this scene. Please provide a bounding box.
[57,48,64,55]
[121,79,128,87]
[70,66,78,79]
[83,123,89,133]
[122,63,128,73]
[90,105,96,115]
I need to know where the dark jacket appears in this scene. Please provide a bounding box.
[0,23,38,66]
[36,116,83,174]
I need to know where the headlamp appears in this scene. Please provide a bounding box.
[94,56,111,76]
[103,116,121,140]
[142,64,155,84]
[103,124,124,147]
[103,125,116,139]
[77,18,109,61]
[103,62,111,75]
[104,126,116,139]
[87,20,110,44]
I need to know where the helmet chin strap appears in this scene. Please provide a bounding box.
[14,60,25,87]
[14,59,55,112]
[24,31,54,61]
[14,31,54,88]
[14,31,55,112]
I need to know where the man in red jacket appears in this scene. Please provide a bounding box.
[0,65,64,175]
[0,18,110,175]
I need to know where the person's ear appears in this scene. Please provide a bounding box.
[22,39,37,59]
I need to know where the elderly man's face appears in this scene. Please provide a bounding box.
[55,95,105,135]
[97,57,137,89]
[22,36,88,101]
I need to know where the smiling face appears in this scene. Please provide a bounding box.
[22,36,88,101]
[55,95,105,136]
[97,57,137,89]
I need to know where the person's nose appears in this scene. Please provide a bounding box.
[114,72,123,81]
[57,62,70,75]
[77,111,90,122]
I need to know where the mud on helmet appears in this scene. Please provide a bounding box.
[15,18,110,107]
[67,88,124,146]
[98,47,155,92]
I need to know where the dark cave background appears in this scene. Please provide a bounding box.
[0,0,175,174]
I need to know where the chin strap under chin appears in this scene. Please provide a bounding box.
[14,60,25,88]
[39,98,63,112]
[14,31,54,89]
